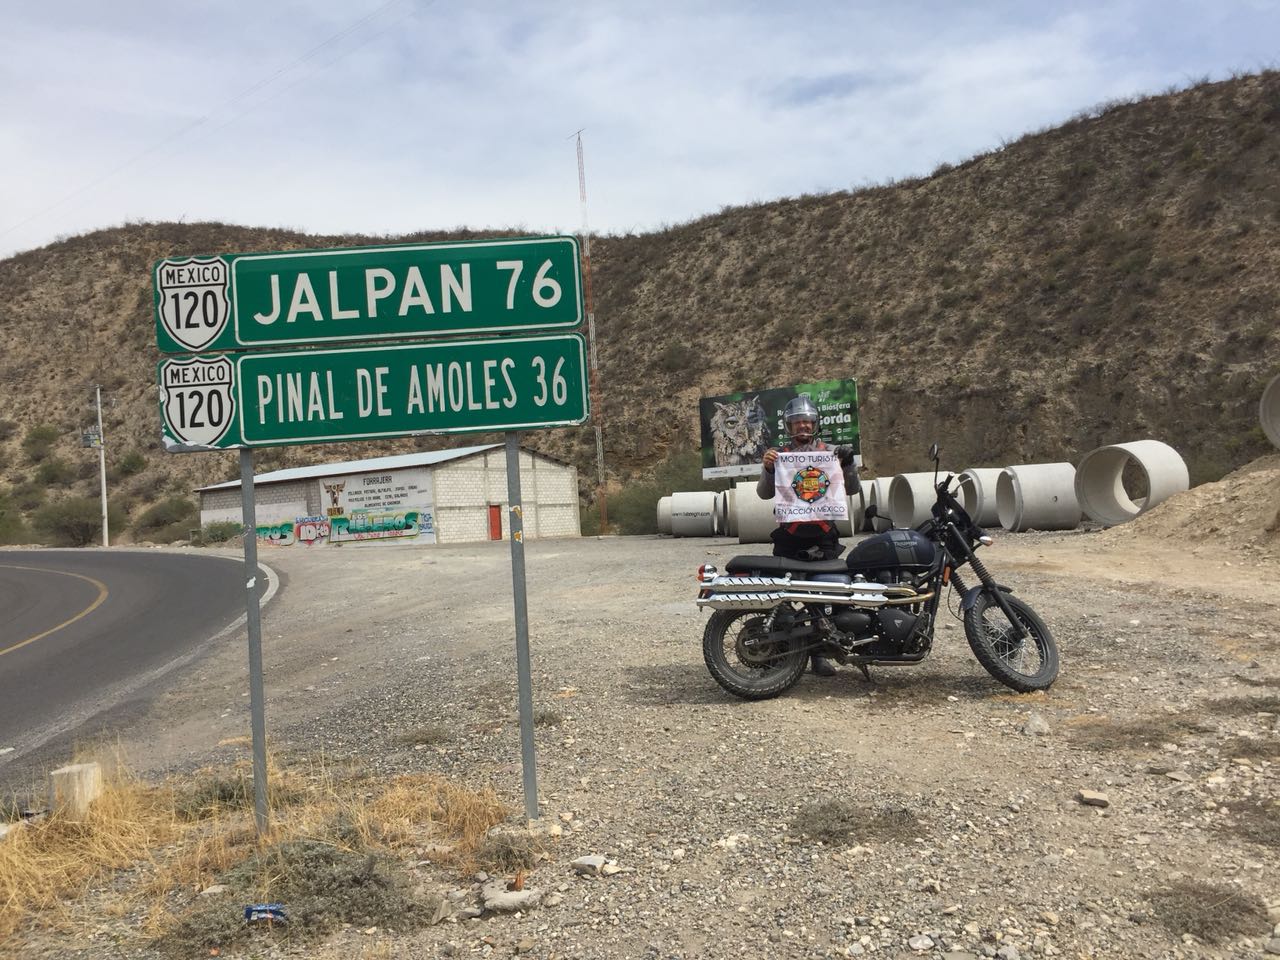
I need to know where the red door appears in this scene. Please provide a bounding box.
[488,504,503,540]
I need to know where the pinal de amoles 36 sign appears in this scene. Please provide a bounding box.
[154,236,582,354]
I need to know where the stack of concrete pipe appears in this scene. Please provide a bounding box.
[995,462,1081,532]
[1262,374,1280,449]
[1074,440,1189,526]
[656,496,673,535]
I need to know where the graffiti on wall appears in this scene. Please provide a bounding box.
[294,516,332,546]
[256,520,296,546]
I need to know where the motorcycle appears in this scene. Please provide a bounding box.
[696,444,1059,700]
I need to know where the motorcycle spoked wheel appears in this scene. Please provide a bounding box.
[963,590,1060,692]
[702,608,808,701]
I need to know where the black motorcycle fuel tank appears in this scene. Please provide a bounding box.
[846,529,937,573]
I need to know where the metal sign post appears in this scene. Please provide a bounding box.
[154,235,590,833]
[505,432,539,821]
[237,448,270,835]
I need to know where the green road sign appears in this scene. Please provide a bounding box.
[154,236,582,354]
[158,333,589,450]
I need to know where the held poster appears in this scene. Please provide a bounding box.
[698,378,860,479]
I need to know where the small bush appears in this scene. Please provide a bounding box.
[21,424,59,462]
[656,342,696,372]
[199,520,243,544]
[32,497,125,547]
[34,458,77,486]
[1146,880,1265,943]
[0,493,29,544]
[132,497,197,542]
[9,482,45,512]
[795,800,923,845]
[116,450,147,477]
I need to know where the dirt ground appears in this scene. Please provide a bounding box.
[8,459,1280,959]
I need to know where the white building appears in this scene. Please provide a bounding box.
[197,444,580,547]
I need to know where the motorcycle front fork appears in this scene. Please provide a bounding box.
[951,557,1028,640]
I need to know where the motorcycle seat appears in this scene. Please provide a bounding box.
[724,555,850,577]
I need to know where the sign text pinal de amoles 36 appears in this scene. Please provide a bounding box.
[157,333,589,450]
[154,236,582,354]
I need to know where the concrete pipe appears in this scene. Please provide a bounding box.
[835,496,854,538]
[713,491,729,535]
[1262,373,1280,449]
[867,478,892,532]
[956,468,1003,528]
[888,472,939,530]
[670,491,718,537]
[856,480,874,531]
[724,486,739,537]
[996,463,1082,532]
[735,484,777,544]
[656,496,673,536]
[1074,440,1189,527]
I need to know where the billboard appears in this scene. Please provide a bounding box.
[699,378,860,479]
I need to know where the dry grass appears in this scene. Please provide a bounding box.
[1145,880,1266,943]
[1215,799,1280,849]
[0,776,180,939]
[1204,695,1280,716]
[1,760,516,954]
[391,723,453,747]
[1219,736,1280,760]
[794,799,924,846]
[1067,714,1212,751]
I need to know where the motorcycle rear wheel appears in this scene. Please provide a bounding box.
[703,609,808,701]
[964,591,1059,692]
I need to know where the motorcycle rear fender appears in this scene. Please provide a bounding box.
[960,583,1014,612]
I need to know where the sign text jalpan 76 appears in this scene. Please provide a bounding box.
[158,333,589,451]
[154,236,583,354]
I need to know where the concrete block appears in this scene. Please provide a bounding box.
[49,761,104,817]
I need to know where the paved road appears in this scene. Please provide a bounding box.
[0,549,268,770]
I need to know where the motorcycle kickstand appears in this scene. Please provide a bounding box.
[857,664,873,683]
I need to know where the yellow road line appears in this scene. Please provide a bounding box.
[0,564,109,658]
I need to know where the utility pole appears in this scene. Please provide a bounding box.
[574,130,608,531]
[94,386,109,547]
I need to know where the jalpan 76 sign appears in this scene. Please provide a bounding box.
[154,236,583,353]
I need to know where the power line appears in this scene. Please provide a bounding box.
[0,0,409,244]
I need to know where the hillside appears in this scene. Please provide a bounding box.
[1,72,1278,540]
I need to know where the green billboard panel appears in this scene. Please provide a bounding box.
[698,378,860,479]
[154,236,583,354]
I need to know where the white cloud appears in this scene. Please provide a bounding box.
[0,1,1276,258]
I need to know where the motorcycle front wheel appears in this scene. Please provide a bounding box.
[964,591,1059,692]
[702,609,808,701]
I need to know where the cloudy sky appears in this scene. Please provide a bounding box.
[1,1,1276,259]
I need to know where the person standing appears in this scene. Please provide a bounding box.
[758,395,857,675]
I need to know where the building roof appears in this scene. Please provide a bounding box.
[196,444,503,492]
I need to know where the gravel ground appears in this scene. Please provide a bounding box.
[12,530,1280,959]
